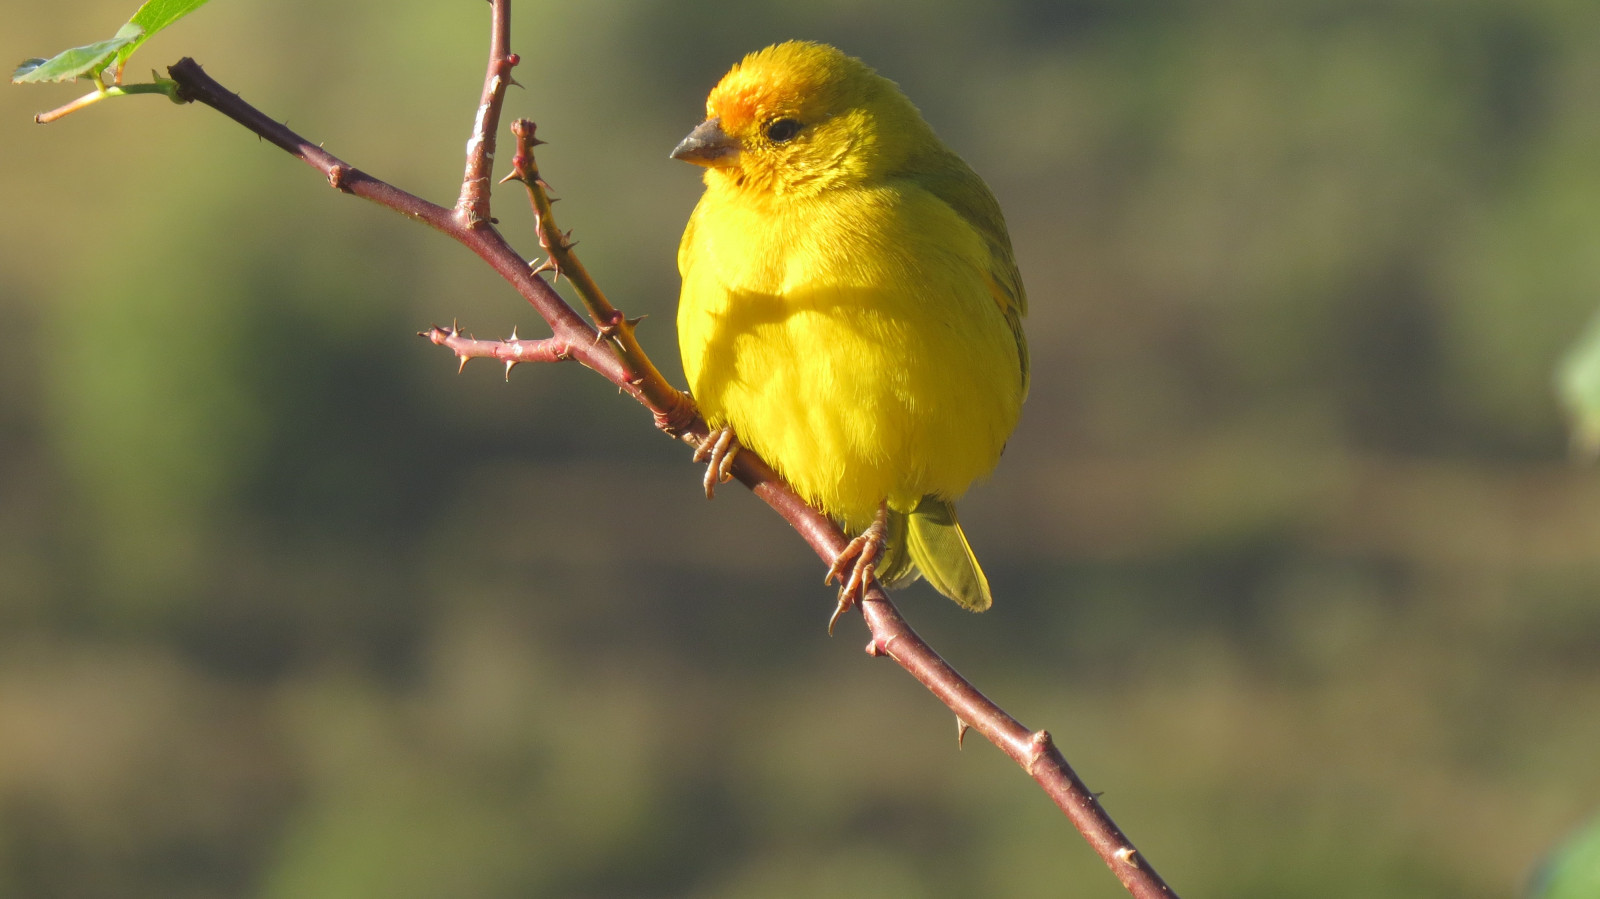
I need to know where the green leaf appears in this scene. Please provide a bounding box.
[116,0,214,68]
[10,30,140,84]
[11,0,211,87]
[1557,310,1600,458]
[1532,815,1600,899]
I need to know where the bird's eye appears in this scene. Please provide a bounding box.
[765,118,803,143]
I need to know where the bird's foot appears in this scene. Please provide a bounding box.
[692,426,740,499]
[825,502,890,635]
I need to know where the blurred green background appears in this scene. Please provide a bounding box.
[5,0,1600,896]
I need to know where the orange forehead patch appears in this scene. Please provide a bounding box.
[706,77,764,132]
[703,42,846,133]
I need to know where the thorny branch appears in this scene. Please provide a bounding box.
[500,118,686,424]
[160,2,1177,896]
[420,323,580,377]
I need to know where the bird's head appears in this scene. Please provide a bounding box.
[671,41,930,196]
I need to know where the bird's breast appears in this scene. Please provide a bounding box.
[676,183,1022,531]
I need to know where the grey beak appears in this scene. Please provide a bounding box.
[671,118,739,166]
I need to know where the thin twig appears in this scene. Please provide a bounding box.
[421,323,581,376]
[455,0,517,226]
[159,3,1178,894]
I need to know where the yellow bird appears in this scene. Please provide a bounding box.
[672,41,1027,616]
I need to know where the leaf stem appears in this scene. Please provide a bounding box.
[32,80,175,124]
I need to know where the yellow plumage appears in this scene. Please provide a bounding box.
[672,41,1027,611]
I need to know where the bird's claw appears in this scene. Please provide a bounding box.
[693,427,740,499]
[827,592,859,637]
[824,504,889,635]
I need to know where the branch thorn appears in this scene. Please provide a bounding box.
[957,718,971,749]
[529,256,561,279]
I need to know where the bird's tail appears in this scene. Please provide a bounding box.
[877,495,993,612]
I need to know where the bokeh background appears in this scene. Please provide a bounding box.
[4,0,1600,896]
